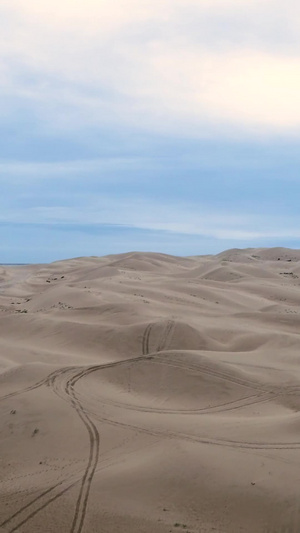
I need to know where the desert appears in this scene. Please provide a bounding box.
[1,248,300,532]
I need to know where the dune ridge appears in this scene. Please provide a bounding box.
[1,248,300,532]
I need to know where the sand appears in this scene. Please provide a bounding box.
[1,247,300,532]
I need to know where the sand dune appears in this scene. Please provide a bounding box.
[1,248,300,532]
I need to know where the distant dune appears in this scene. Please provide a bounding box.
[1,249,300,532]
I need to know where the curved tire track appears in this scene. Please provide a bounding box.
[74,389,274,416]
[0,367,77,403]
[48,357,155,533]
[0,365,100,533]
[2,348,298,531]
[63,368,100,533]
[88,409,300,451]
[154,356,270,392]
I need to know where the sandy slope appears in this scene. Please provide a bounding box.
[1,248,300,532]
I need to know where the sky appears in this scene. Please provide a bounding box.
[1,0,300,262]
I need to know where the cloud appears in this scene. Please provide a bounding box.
[1,0,300,138]
[2,1,300,262]
[0,158,150,180]
[1,190,300,243]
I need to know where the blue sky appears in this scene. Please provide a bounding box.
[1,0,300,262]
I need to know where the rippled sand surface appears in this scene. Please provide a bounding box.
[1,248,300,532]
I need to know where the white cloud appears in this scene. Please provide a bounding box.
[1,193,300,242]
[1,0,300,137]
[0,158,148,179]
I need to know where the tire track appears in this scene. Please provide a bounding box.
[66,353,277,417]
[1,443,150,533]
[0,367,76,403]
[63,368,100,533]
[0,381,44,403]
[38,358,152,532]
[154,356,270,392]
[1,482,76,533]
[88,410,300,451]
[65,361,300,452]
[180,434,300,450]
[0,365,99,533]
[2,350,297,530]
[74,388,274,416]
[0,481,67,530]
[0,354,289,532]
[158,357,300,398]
[142,320,175,356]
[49,364,300,462]
[1,358,298,405]
[1,422,158,533]
[142,323,152,355]
[157,320,175,352]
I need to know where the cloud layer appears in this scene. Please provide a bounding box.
[2,0,300,137]
[1,1,300,261]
